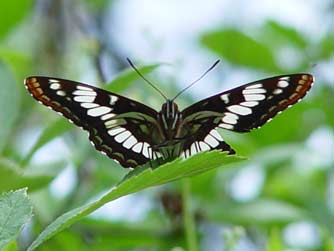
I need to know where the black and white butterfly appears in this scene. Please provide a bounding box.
[25,62,313,168]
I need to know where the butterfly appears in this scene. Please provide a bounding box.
[25,60,313,168]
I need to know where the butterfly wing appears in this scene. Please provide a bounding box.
[180,74,314,155]
[25,76,159,168]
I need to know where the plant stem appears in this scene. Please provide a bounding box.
[181,178,198,251]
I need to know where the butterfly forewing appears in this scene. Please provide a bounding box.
[25,76,159,168]
[182,74,314,133]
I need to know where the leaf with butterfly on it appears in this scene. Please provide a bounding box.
[26,150,244,251]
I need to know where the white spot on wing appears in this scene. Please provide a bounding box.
[73,90,97,96]
[108,127,125,136]
[50,83,61,90]
[132,142,143,153]
[56,90,66,96]
[220,94,229,103]
[241,101,258,107]
[244,94,266,101]
[77,85,93,91]
[142,142,150,158]
[123,135,137,148]
[245,83,263,89]
[109,95,119,104]
[87,106,112,116]
[49,79,59,83]
[199,141,210,151]
[74,96,95,102]
[273,89,283,95]
[101,113,115,120]
[278,80,289,88]
[227,105,252,115]
[114,130,131,143]
[242,88,266,94]
[280,76,290,81]
[204,134,219,148]
[210,130,222,140]
[220,123,234,130]
[222,113,238,124]
[81,103,99,108]
[190,143,198,154]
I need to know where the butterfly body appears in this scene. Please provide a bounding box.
[25,73,313,168]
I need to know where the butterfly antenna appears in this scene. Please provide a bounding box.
[172,59,220,101]
[126,58,168,100]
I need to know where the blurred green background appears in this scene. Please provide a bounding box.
[0,0,333,250]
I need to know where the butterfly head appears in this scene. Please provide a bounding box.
[159,100,180,136]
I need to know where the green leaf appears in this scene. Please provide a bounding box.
[2,241,17,251]
[22,119,72,165]
[317,34,334,60]
[201,29,279,72]
[0,158,55,192]
[27,151,244,251]
[0,189,33,250]
[266,228,283,251]
[262,20,308,50]
[0,1,33,39]
[0,47,31,80]
[105,64,161,93]
[0,65,20,153]
[209,199,304,225]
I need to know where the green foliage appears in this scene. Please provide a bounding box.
[0,189,33,250]
[27,151,243,251]
[0,2,332,250]
[0,158,55,192]
[22,119,72,166]
[209,199,305,225]
[201,29,280,72]
[0,1,33,39]
[105,64,162,93]
[0,66,20,153]
[266,228,283,251]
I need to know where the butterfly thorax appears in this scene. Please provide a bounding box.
[153,100,186,158]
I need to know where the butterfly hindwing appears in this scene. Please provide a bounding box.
[25,76,159,168]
